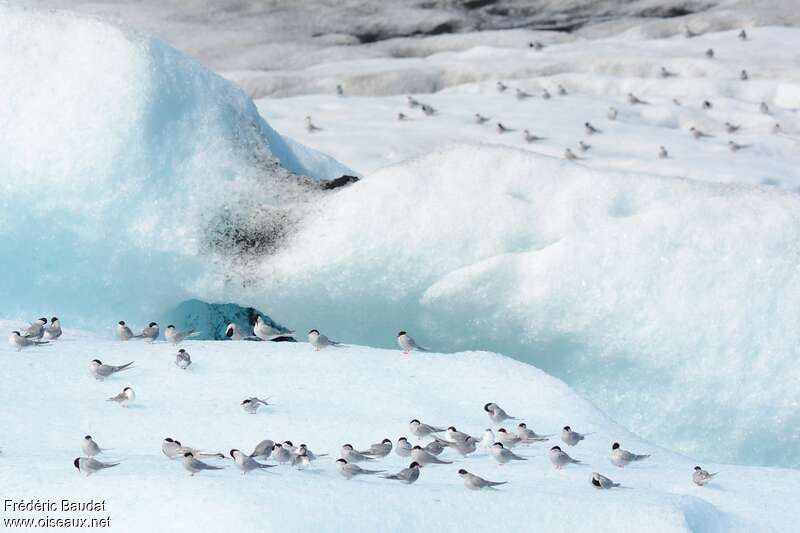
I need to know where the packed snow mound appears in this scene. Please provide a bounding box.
[0,6,350,327]
[1,327,798,532]
[245,145,800,468]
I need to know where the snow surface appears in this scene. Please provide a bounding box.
[1,322,798,532]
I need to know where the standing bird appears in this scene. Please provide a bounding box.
[271,444,293,464]
[591,472,621,489]
[523,130,546,143]
[408,418,444,439]
[165,325,197,344]
[397,112,408,121]
[381,462,421,484]
[496,122,515,134]
[705,48,715,58]
[738,29,748,40]
[759,102,770,114]
[434,435,477,456]
[241,397,270,414]
[359,439,393,458]
[579,141,591,152]
[107,387,135,408]
[561,426,592,446]
[702,100,713,110]
[82,435,109,457]
[693,466,718,486]
[607,107,618,120]
[308,329,344,351]
[585,122,601,135]
[140,322,159,342]
[406,96,421,108]
[564,148,582,160]
[23,318,47,339]
[529,41,545,50]
[296,444,325,462]
[44,317,62,340]
[627,93,649,105]
[421,104,437,116]
[9,331,49,351]
[728,141,752,152]
[725,122,740,133]
[458,469,507,490]
[89,359,134,381]
[161,438,224,460]
[658,146,669,159]
[475,113,490,124]
[660,66,676,78]
[336,84,344,96]
[73,457,119,476]
[254,316,294,341]
[690,127,713,139]
[772,123,783,134]
[230,449,275,474]
[549,446,582,469]
[496,428,522,448]
[517,423,552,443]
[397,331,429,354]
[447,426,479,443]
[423,440,446,456]
[411,446,452,465]
[541,89,551,100]
[484,403,516,423]
[496,81,508,93]
[489,442,526,465]
[182,452,223,476]
[557,84,567,96]
[610,442,650,467]
[341,444,376,463]
[396,437,413,457]
[515,88,532,100]
[225,323,256,340]
[305,116,322,132]
[175,349,191,369]
[249,440,275,459]
[292,448,312,469]
[335,459,384,479]
[740,70,749,81]
[116,321,141,341]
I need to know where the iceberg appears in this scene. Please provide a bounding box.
[0,5,350,328]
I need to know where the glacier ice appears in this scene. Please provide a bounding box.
[0,6,350,327]
[251,145,800,468]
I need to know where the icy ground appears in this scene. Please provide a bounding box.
[3,2,800,473]
[1,323,798,532]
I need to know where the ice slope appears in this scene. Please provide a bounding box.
[0,323,798,532]
[241,145,800,469]
[0,6,349,327]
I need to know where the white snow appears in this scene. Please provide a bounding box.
[2,0,799,488]
[1,323,798,532]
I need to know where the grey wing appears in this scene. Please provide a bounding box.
[111,361,134,373]
[194,459,223,471]
[107,392,125,402]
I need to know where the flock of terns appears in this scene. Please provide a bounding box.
[8,315,718,490]
[302,27,789,163]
